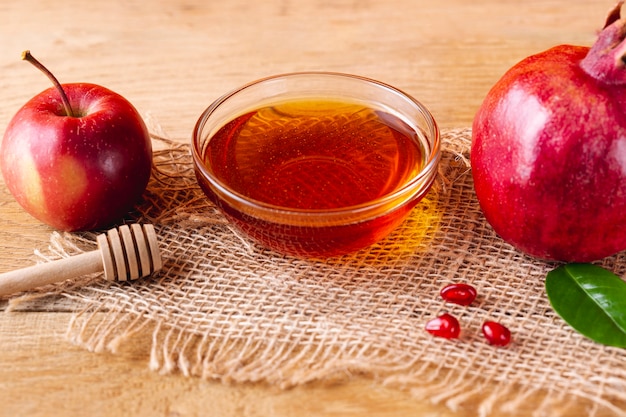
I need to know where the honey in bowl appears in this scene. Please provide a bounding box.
[205,100,424,211]
[192,72,440,257]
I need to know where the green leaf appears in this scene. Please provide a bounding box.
[545,263,626,348]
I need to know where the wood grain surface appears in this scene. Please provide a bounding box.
[0,0,618,415]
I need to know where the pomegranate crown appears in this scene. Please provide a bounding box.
[580,1,626,85]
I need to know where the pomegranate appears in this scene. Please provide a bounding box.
[471,2,626,262]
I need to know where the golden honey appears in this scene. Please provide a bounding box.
[196,98,428,257]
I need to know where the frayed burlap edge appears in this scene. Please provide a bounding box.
[8,128,626,417]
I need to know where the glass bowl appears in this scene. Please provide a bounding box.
[192,72,440,258]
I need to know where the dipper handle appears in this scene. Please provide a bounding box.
[0,224,162,297]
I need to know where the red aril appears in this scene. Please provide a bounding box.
[482,321,511,346]
[471,3,626,262]
[425,313,461,339]
[440,283,477,306]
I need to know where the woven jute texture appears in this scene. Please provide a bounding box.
[12,128,626,416]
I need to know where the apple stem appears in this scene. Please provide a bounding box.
[604,1,624,29]
[21,50,75,117]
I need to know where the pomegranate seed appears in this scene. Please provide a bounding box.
[425,313,461,339]
[440,283,477,306]
[482,321,511,346]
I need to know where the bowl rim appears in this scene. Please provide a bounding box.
[191,71,441,218]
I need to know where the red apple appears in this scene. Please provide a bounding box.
[0,51,152,231]
[471,4,626,262]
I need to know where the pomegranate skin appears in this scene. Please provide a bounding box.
[471,42,626,262]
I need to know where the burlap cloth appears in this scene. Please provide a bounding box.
[9,128,626,416]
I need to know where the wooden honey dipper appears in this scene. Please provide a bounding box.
[0,224,162,297]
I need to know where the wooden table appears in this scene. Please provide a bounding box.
[0,1,616,415]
